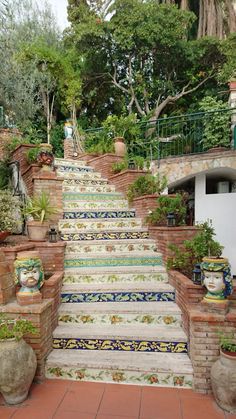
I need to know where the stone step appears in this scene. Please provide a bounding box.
[65,239,157,255]
[63,183,116,194]
[63,192,124,202]
[55,158,88,168]
[63,178,109,186]
[60,230,150,242]
[45,350,193,388]
[63,200,129,211]
[59,218,143,232]
[63,210,136,220]
[64,254,163,270]
[63,271,169,285]
[59,171,102,180]
[61,282,172,293]
[56,165,94,174]
[52,324,188,353]
[58,301,182,327]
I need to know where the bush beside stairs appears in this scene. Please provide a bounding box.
[45,157,193,388]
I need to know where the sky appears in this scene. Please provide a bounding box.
[44,0,69,30]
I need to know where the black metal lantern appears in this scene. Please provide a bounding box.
[128,159,135,170]
[49,227,58,243]
[166,212,176,227]
[192,263,202,285]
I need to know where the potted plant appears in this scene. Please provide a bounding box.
[211,332,236,413]
[0,190,22,241]
[0,314,37,405]
[127,173,168,203]
[23,191,58,241]
[146,193,185,226]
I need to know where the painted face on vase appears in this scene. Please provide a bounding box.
[14,256,44,295]
[203,271,224,296]
[201,258,233,302]
[19,267,40,289]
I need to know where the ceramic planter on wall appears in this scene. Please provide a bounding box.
[114,137,127,157]
[211,349,236,413]
[26,220,49,241]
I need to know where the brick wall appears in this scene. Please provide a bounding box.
[0,128,22,160]
[42,271,64,331]
[11,144,37,175]
[148,226,199,263]
[132,194,159,219]
[88,154,123,180]
[109,170,149,196]
[0,251,15,304]
[64,138,74,159]
[32,171,63,223]
[22,164,41,196]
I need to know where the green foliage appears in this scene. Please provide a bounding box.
[127,174,167,202]
[0,190,21,232]
[147,193,186,226]
[23,192,58,223]
[25,147,40,164]
[167,221,223,277]
[50,123,64,157]
[111,161,128,174]
[0,160,11,189]
[218,331,236,353]
[199,96,231,150]
[0,314,37,341]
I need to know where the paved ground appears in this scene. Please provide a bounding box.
[0,379,236,419]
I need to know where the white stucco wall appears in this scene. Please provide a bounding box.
[195,173,236,275]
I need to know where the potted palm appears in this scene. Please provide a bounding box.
[0,190,21,241]
[23,191,58,241]
[211,332,236,413]
[0,314,37,404]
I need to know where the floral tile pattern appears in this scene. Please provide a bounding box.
[60,291,175,303]
[52,338,188,353]
[58,313,181,327]
[63,185,115,193]
[61,231,150,241]
[57,165,93,173]
[55,158,87,167]
[63,210,136,220]
[63,192,123,201]
[46,366,192,388]
[63,272,168,284]
[65,241,156,254]
[60,171,102,179]
[63,178,108,186]
[63,200,129,210]
[59,219,141,231]
[64,256,163,269]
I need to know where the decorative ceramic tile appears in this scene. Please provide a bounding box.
[59,219,141,231]
[61,231,150,241]
[63,210,136,220]
[63,200,129,210]
[63,192,123,201]
[65,241,156,254]
[52,338,188,353]
[64,256,162,269]
[61,171,102,180]
[46,366,192,388]
[58,313,181,327]
[55,158,87,167]
[61,291,175,303]
[63,178,108,186]
[57,165,93,173]
[63,272,168,284]
[63,185,115,193]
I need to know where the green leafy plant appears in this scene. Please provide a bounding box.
[199,96,231,150]
[147,193,186,226]
[0,159,11,189]
[25,147,41,164]
[111,161,128,174]
[23,192,58,223]
[0,190,21,232]
[0,314,37,341]
[127,174,167,202]
[218,332,236,353]
[167,221,223,277]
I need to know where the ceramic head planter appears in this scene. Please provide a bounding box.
[201,257,233,302]
[37,143,54,170]
[64,120,73,139]
[14,251,44,304]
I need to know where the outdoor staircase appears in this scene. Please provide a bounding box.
[45,157,193,388]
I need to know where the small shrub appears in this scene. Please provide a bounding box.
[127,174,167,202]
[0,190,21,232]
[147,193,186,226]
[0,314,37,341]
[25,147,40,164]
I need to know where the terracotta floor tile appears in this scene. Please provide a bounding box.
[142,386,180,399]
[0,406,17,419]
[181,397,226,419]
[97,415,138,419]
[140,388,182,419]
[54,410,96,419]
[70,380,105,391]
[11,406,53,419]
[59,387,104,414]
[98,387,141,417]
[178,388,212,399]
[225,412,236,418]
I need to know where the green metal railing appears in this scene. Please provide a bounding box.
[84,108,236,163]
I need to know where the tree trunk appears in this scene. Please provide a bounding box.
[225,0,236,34]
[180,0,189,10]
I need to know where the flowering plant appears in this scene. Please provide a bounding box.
[0,190,21,232]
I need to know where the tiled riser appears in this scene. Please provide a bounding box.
[63,185,116,193]
[55,158,87,167]
[59,219,142,231]
[63,179,108,186]
[63,272,169,284]
[63,193,123,201]
[46,366,192,388]
[63,211,136,220]
[65,242,156,254]
[63,201,129,210]
[57,166,93,174]
[58,313,181,327]
[64,256,163,269]
[53,338,188,353]
[60,172,102,180]
[61,291,175,303]
[61,231,149,241]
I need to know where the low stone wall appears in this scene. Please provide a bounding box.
[148,226,199,262]
[109,170,149,197]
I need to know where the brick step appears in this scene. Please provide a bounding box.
[45,350,193,388]
[63,271,169,285]
[60,230,149,242]
[59,218,143,232]
[63,210,136,220]
[58,301,181,327]
[62,183,116,194]
[52,324,188,353]
[64,254,163,270]
[65,239,157,255]
[63,200,129,211]
[54,158,88,167]
[63,192,124,202]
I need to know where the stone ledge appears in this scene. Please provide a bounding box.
[0,298,53,314]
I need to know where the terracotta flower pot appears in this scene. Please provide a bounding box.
[0,231,10,242]
[26,220,49,241]
[114,137,127,157]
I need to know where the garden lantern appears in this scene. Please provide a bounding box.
[49,227,58,243]
[166,212,176,227]
[192,263,202,285]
